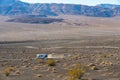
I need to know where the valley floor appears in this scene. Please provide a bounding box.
[0,15,120,80]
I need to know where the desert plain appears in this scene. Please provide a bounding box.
[0,15,120,80]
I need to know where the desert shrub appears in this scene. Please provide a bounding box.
[101,54,108,58]
[3,67,14,76]
[67,64,86,80]
[46,59,56,66]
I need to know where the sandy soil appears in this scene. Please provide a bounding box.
[0,15,120,80]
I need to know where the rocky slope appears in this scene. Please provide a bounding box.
[0,0,120,17]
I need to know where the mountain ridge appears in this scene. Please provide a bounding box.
[0,0,120,17]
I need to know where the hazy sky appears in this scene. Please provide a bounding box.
[20,0,120,6]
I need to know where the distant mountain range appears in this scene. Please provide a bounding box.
[0,0,120,17]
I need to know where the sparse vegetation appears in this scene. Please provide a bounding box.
[90,66,99,70]
[51,67,57,73]
[67,64,86,80]
[46,59,56,66]
[3,67,14,76]
[101,54,108,58]
[0,15,120,80]
[35,74,42,77]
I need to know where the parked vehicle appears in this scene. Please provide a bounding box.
[36,54,48,59]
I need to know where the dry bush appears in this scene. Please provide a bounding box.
[100,61,113,66]
[67,64,87,80]
[46,59,56,66]
[3,67,14,76]
[15,70,20,75]
[90,66,99,70]
[35,74,42,77]
[101,54,108,58]
[51,67,57,73]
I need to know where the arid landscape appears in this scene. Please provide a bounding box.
[0,15,120,80]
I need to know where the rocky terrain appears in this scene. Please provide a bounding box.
[0,0,120,17]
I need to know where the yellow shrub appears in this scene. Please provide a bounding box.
[46,59,56,66]
[101,54,108,58]
[3,67,14,76]
[67,64,85,80]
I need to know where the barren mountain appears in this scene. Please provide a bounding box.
[0,0,120,17]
